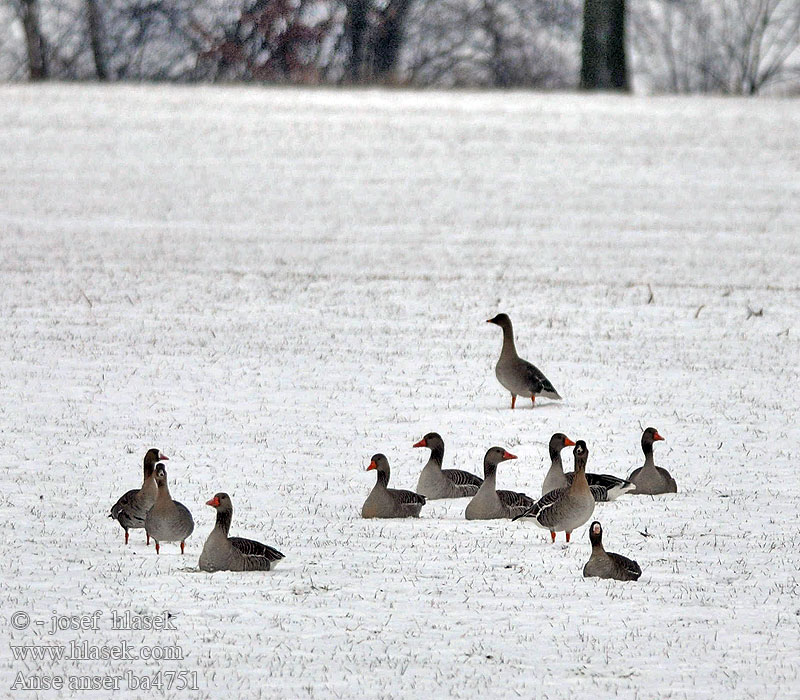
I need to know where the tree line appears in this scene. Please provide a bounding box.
[2,0,798,94]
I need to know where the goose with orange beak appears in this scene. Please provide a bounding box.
[465,447,533,520]
[414,432,483,499]
[627,427,677,494]
[199,493,284,572]
[362,454,427,518]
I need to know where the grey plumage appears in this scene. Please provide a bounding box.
[464,447,533,520]
[583,521,642,581]
[199,493,284,572]
[628,427,677,495]
[144,463,194,554]
[109,448,165,545]
[414,432,483,499]
[362,454,426,518]
[486,313,561,409]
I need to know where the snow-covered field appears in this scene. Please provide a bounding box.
[1,85,799,699]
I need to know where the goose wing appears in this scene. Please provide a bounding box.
[229,537,285,562]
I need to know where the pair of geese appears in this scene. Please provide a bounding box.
[109,449,284,572]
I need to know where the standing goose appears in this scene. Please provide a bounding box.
[465,447,533,520]
[583,521,642,581]
[362,454,426,518]
[414,432,483,499]
[144,464,194,554]
[486,313,561,409]
[199,493,284,572]
[542,433,634,502]
[627,427,677,495]
[514,440,595,542]
[109,448,167,545]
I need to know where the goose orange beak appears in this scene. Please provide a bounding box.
[654,432,665,441]
[159,453,169,460]
[564,437,575,447]
[503,451,517,460]
[366,460,377,471]
[206,496,220,507]
[413,438,427,448]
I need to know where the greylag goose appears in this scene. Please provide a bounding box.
[514,440,595,542]
[362,454,426,518]
[486,313,561,409]
[199,493,285,572]
[627,427,677,494]
[414,432,483,499]
[109,448,167,545]
[583,521,642,581]
[542,433,634,502]
[465,447,534,520]
[144,464,194,554]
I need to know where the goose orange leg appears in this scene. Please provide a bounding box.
[566,532,571,543]
[550,531,556,543]
[531,396,536,405]
[511,395,516,409]
[124,531,129,545]
[146,533,150,546]
[180,541,185,555]
[155,542,160,554]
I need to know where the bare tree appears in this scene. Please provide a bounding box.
[15,0,49,79]
[580,0,628,90]
[84,0,107,79]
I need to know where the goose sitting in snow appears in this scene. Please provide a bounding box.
[199,493,284,572]
[414,432,483,499]
[465,447,533,520]
[362,454,426,518]
[628,427,677,494]
[583,521,642,581]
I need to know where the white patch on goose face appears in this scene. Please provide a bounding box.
[592,523,601,535]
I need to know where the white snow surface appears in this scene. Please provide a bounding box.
[1,85,799,699]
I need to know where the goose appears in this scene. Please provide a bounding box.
[542,433,634,502]
[465,447,533,520]
[362,454,426,518]
[199,493,284,572]
[514,440,595,542]
[627,427,677,494]
[414,432,483,499]
[109,448,167,545]
[583,521,642,581]
[486,313,561,409]
[144,464,194,554]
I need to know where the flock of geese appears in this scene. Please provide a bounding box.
[109,314,677,580]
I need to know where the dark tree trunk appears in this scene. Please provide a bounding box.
[580,0,628,90]
[345,0,370,82]
[372,0,413,81]
[85,0,108,80]
[20,0,48,81]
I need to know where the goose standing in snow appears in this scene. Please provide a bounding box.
[144,464,194,554]
[414,432,483,499]
[583,521,642,581]
[109,448,167,545]
[542,433,634,502]
[486,313,561,409]
[628,427,677,495]
[362,454,426,518]
[199,493,284,572]
[465,447,533,520]
[514,440,595,542]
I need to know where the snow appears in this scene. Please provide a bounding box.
[1,84,799,699]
